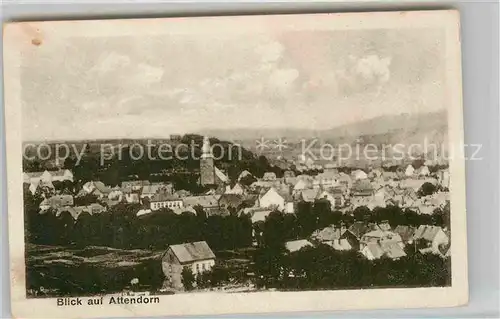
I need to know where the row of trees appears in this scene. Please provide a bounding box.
[25,188,253,251]
[254,244,451,290]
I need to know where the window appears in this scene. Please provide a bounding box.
[196,264,200,273]
[168,265,172,273]
[202,263,206,271]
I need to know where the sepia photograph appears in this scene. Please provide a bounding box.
[4,10,468,318]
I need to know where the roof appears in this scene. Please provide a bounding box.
[57,204,103,220]
[141,184,163,195]
[312,226,343,241]
[150,193,182,202]
[378,222,392,232]
[413,225,445,241]
[394,225,416,242]
[250,209,273,223]
[285,239,313,252]
[218,194,245,208]
[40,195,74,208]
[348,222,374,239]
[171,207,197,215]
[93,181,111,194]
[364,242,385,259]
[352,180,374,195]
[381,242,407,259]
[168,241,215,264]
[263,172,277,180]
[121,180,151,188]
[183,195,220,208]
[214,167,229,183]
[238,170,252,180]
[300,189,320,202]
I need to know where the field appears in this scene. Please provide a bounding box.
[25,244,165,298]
[25,244,257,297]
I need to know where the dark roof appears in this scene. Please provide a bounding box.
[121,180,151,188]
[348,221,376,239]
[40,195,74,207]
[394,225,416,242]
[218,194,245,208]
[150,193,182,202]
[352,180,374,195]
[168,241,215,264]
[183,195,220,208]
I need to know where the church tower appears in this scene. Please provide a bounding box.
[200,136,216,185]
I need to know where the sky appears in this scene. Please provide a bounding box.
[21,27,446,141]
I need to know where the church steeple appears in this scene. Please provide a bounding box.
[201,136,213,159]
[200,136,215,186]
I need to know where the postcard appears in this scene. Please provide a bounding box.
[3,10,467,318]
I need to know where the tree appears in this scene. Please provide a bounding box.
[239,174,257,187]
[353,206,371,221]
[417,182,437,197]
[181,267,195,291]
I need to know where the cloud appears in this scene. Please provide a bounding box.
[90,52,131,75]
[355,55,391,83]
[136,63,164,84]
[268,68,299,91]
[335,54,392,97]
[256,41,284,64]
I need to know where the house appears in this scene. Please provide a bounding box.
[214,167,230,184]
[246,208,274,224]
[39,195,74,211]
[292,179,311,194]
[162,241,216,290]
[121,180,150,191]
[224,183,246,195]
[393,225,416,243]
[348,222,380,240]
[262,172,277,181]
[218,194,245,211]
[150,193,184,211]
[417,165,430,176]
[361,241,406,260]
[312,171,340,189]
[413,225,450,255]
[171,206,198,216]
[299,188,320,203]
[141,183,173,199]
[124,193,141,204]
[283,170,295,179]
[23,169,73,184]
[360,229,404,249]
[285,239,313,253]
[80,181,112,198]
[258,187,287,212]
[337,173,353,189]
[237,170,253,181]
[437,170,450,189]
[57,203,106,220]
[352,169,368,180]
[108,188,123,201]
[371,187,388,208]
[316,189,345,209]
[28,180,55,196]
[351,179,374,197]
[311,225,358,251]
[368,168,384,180]
[404,165,415,177]
[183,195,220,215]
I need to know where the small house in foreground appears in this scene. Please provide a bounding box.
[162,241,216,290]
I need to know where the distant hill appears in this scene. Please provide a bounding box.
[200,110,448,147]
